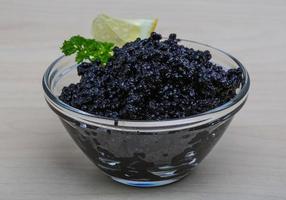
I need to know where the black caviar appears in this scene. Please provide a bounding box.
[59,32,243,120]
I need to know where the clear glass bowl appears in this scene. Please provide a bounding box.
[42,40,250,187]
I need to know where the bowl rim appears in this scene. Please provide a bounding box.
[42,39,250,129]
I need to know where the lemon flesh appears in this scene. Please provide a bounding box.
[91,14,158,46]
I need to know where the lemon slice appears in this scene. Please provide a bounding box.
[91,14,158,46]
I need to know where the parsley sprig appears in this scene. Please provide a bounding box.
[60,35,115,64]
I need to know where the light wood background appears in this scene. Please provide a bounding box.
[0,0,286,199]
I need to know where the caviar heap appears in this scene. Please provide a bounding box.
[59,33,243,120]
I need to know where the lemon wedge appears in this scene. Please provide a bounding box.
[91,14,158,46]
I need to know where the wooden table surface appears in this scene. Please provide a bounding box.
[1,0,286,199]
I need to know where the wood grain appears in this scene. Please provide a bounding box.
[0,0,286,199]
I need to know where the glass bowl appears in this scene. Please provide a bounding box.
[42,40,250,187]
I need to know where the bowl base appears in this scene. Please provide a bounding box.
[110,176,186,187]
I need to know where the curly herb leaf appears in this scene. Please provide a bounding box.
[60,35,115,64]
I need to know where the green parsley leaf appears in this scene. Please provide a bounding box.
[60,35,115,64]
